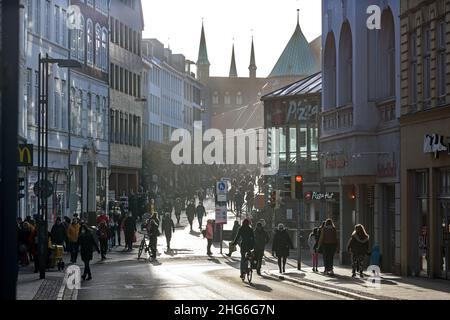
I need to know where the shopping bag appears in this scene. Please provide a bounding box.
[229,242,237,253]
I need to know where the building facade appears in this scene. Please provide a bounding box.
[400,0,450,280]
[109,0,144,200]
[320,0,401,270]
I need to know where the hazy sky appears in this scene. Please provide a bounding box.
[142,0,322,78]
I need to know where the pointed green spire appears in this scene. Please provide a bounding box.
[229,43,237,77]
[197,21,210,66]
[249,36,257,78]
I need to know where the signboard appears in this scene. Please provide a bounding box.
[33,180,54,198]
[305,192,335,201]
[268,99,320,126]
[216,180,228,202]
[18,144,33,167]
[215,205,227,225]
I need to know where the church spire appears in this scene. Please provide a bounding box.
[229,42,237,78]
[249,36,257,78]
[197,20,210,83]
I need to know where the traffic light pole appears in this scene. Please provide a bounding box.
[297,199,302,271]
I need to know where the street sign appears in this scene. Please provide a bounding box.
[33,180,54,198]
[216,180,228,202]
[215,205,227,225]
[18,144,33,167]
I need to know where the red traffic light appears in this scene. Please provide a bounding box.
[295,175,303,183]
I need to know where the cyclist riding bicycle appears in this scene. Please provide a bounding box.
[231,218,255,280]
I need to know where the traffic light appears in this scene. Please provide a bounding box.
[294,175,304,200]
[270,190,276,208]
[282,176,292,199]
[17,177,25,201]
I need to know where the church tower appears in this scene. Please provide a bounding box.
[197,21,210,83]
[229,43,237,78]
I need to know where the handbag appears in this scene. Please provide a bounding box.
[229,242,237,253]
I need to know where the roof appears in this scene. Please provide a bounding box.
[211,102,264,132]
[268,22,320,79]
[197,23,210,66]
[262,71,322,100]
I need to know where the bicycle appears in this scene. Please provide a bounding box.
[137,232,150,260]
[242,251,256,284]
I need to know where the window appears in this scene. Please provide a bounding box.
[35,71,39,125]
[437,21,447,103]
[87,20,94,65]
[324,32,336,109]
[125,70,129,94]
[224,92,230,105]
[120,22,124,47]
[35,0,41,35]
[95,95,100,139]
[61,80,67,130]
[423,26,431,109]
[124,25,128,50]
[54,6,60,44]
[27,0,33,31]
[115,65,119,90]
[110,110,115,142]
[124,113,129,145]
[26,69,32,125]
[87,93,92,137]
[115,110,120,143]
[236,92,242,105]
[212,92,219,105]
[45,0,50,39]
[339,22,353,106]
[102,28,108,71]
[110,17,115,43]
[115,19,119,45]
[137,75,141,98]
[95,24,102,68]
[410,31,418,112]
[78,16,85,62]
[120,112,124,144]
[62,9,67,46]
[119,67,123,92]
[103,97,108,140]
[54,78,60,129]
[110,63,115,87]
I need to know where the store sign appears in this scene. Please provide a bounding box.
[18,144,33,167]
[286,102,319,123]
[305,191,335,201]
[377,153,397,178]
[268,99,319,126]
[325,156,348,169]
[424,134,449,159]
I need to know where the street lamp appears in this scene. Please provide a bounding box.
[37,53,81,279]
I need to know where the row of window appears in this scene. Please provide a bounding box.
[81,0,108,16]
[26,0,68,47]
[70,88,108,140]
[110,63,142,98]
[120,0,137,10]
[110,110,142,147]
[110,16,141,56]
[409,20,447,111]
[183,105,194,126]
[161,95,183,121]
[161,70,182,95]
[71,18,108,72]
[150,66,160,87]
[149,123,161,143]
[212,92,243,106]
[149,94,161,115]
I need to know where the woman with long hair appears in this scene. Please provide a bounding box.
[318,219,338,275]
[347,224,370,278]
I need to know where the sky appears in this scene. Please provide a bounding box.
[141,0,322,78]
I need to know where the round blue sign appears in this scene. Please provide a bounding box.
[218,182,226,191]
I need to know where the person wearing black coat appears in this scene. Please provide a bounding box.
[232,219,255,279]
[51,217,67,246]
[147,216,160,259]
[196,202,206,230]
[123,213,137,251]
[347,224,370,278]
[161,214,175,250]
[272,224,294,274]
[186,201,196,232]
[78,225,100,281]
[254,222,270,275]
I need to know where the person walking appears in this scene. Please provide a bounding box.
[196,202,206,230]
[186,200,196,232]
[308,227,320,272]
[347,224,370,278]
[161,214,175,251]
[226,221,241,257]
[231,218,255,280]
[318,218,338,275]
[123,213,137,251]
[67,218,80,263]
[235,190,244,217]
[272,223,293,274]
[228,185,236,211]
[254,222,270,275]
[78,224,100,281]
[112,208,123,247]
[97,220,109,260]
[51,217,66,246]
[174,198,182,225]
[205,219,214,255]
[147,215,160,260]
[246,189,255,214]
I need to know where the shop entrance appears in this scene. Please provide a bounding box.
[382,185,396,273]
[439,201,450,280]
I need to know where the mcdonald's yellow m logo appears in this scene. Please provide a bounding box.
[18,144,33,167]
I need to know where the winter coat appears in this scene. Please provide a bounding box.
[97,223,109,241]
[206,221,214,240]
[78,229,99,262]
[308,233,319,254]
[254,228,270,252]
[147,219,160,240]
[272,229,293,258]
[162,216,175,238]
[231,223,240,240]
[318,225,338,247]
[67,223,80,242]
[233,225,255,253]
[196,205,206,218]
[51,223,66,245]
[186,204,195,221]
[347,233,370,257]
[124,216,137,235]
[174,201,182,214]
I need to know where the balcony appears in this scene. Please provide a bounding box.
[377,98,396,126]
[322,104,353,132]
